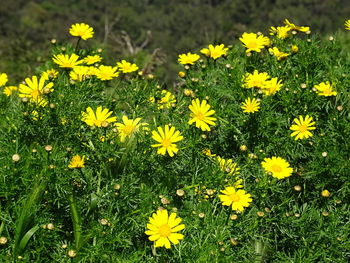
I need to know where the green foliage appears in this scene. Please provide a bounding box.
[0,22,350,262]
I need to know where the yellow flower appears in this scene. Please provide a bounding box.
[242,70,270,89]
[68,155,85,168]
[69,23,94,40]
[290,115,316,140]
[239,32,270,53]
[95,65,119,80]
[313,81,337,96]
[151,125,184,157]
[157,90,176,109]
[41,69,58,80]
[269,26,292,39]
[188,98,217,131]
[19,75,54,106]
[216,156,240,175]
[145,209,185,249]
[261,77,283,96]
[345,20,350,30]
[3,86,17,96]
[284,19,310,32]
[178,53,200,65]
[81,106,117,127]
[200,44,228,59]
[83,55,102,65]
[0,73,8,86]
[269,47,289,60]
[116,60,139,73]
[241,97,260,113]
[115,115,148,142]
[261,156,293,179]
[52,54,83,68]
[218,187,253,212]
[291,45,299,53]
[202,149,216,157]
[70,66,91,82]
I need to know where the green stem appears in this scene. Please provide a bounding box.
[68,194,82,250]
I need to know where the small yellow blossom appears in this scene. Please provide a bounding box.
[68,155,85,168]
[116,60,139,73]
[241,98,260,113]
[95,65,119,80]
[200,44,228,59]
[0,73,8,86]
[219,187,253,212]
[69,23,94,40]
[188,98,217,131]
[83,55,102,65]
[269,26,292,39]
[290,115,316,140]
[145,209,185,249]
[269,47,289,60]
[81,106,117,127]
[239,33,270,53]
[178,53,200,65]
[3,86,17,96]
[313,81,337,96]
[151,125,184,157]
[53,54,83,68]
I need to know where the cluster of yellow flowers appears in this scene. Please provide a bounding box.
[178,44,228,65]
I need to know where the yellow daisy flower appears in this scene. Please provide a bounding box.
[200,44,228,59]
[290,115,316,140]
[178,53,200,65]
[19,75,54,106]
[145,209,185,249]
[41,69,58,80]
[83,55,102,65]
[3,86,17,96]
[241,98,260,113]
[284,19,310,32]
[188,98,217,131]
[262,77,283,96]
[269,26,292,39]
[52,54,83,68]
[69,23,94,40]
[242,70,270,89]
[313,81,337,96]
[216,156,240,175]
[202,149,216,157]
[68,155,85,168]
[0,73,8,86]
[239,32,270,53]
[218,187,253,212]
[116,60,139,73]
[261,156,293,179]
[269,47,289,60]
[95,65,119,80]
[345,19,350,30]
[151,125,184,157]
[157,90,176,109]
[70,66,91,82]
[115,115,148,142]
[81,106,117,127]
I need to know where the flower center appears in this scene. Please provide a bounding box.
[272,164,282,173]
[94,119,103,127]
[162,138,171,148]
[248,41,258,49]
[323,88,331,95]
[196,112,204,120]
[158,224,171,237]
[31,89,41,100]
[299,125,308,132]
[229,193,241,202]
[123,125,135,135]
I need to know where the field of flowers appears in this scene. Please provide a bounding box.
[0,20,350,262]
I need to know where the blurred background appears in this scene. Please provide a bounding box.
[1,0,350,84]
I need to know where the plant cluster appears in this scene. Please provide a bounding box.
[0,20,350,262]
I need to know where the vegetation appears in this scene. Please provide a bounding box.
[0,12,350,263]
